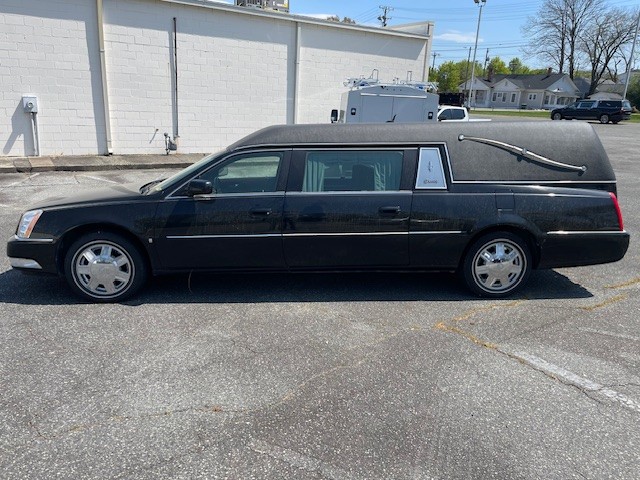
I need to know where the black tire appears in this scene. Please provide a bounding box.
[551,112,562,120]
[461,232,532,298]
[64,231,148,302]
[599,114,609,124]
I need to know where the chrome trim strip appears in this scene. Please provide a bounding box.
[166,234,282,239]
[9,257,43,270]
[168,192,285,200]
[285,191,410,196]
[167,231,468,240]
[410,230,465,235]
[547,230,628,235]
[448,180,616,185]
[284,232,407,237]
[12,235,54,244]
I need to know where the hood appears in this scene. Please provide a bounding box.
[29,183,149,210]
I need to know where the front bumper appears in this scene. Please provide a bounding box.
[6,236,59,274]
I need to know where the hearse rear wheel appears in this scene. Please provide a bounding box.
[64,232,148,302]
[599,114,610,124]
[461,232,532,298]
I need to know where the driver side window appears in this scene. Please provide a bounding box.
[198,152,283,194]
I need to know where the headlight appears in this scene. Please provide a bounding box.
[16,209,43,239]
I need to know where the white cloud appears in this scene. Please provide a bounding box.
[434,31,482,43]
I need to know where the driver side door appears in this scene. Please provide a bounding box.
[154,150,290,270]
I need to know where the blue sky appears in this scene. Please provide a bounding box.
[287,0,640,70]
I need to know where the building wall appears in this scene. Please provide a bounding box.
[0,0,429,157]
[0,0,107,157]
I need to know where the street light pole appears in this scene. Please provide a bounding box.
[622,11,639,100]
[468,0,486,109]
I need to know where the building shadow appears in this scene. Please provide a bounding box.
[3,101,33,156]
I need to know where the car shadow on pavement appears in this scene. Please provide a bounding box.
[0,268,592,306]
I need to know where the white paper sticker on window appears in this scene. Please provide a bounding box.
[415,148,447,190]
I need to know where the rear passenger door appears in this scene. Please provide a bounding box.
[283,149,414,268]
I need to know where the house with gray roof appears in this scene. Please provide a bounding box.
[459,72,580,110]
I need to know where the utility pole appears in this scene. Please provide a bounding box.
[431,52,440,70]
[464,46,472,98]
[483,49,490,76]
[378,5,393,27]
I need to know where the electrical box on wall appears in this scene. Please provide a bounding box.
[22,95,38,113]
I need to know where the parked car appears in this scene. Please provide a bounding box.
[7,122,629,302]
[437,106,490,122]
[550,99,632,124]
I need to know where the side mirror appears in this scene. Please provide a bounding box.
[186,179,213,196]
[330,109,339,123]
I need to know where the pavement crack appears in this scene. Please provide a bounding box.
[579,293,627,311]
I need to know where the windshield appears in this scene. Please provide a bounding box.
[148,150,225,194]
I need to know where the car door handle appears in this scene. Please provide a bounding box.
[250,208,272,216]
[378,206,401,215]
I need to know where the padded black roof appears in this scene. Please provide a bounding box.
[228,121,614,183]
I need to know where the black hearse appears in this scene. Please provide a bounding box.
[7,122,629,302]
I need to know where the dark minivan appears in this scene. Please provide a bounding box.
[7,122,629,302]
[551,99,632,124]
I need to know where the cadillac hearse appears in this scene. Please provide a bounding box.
[7,122,629,302]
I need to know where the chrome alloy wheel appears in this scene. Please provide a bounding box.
[472,239,526,294]
[72,241,135,298]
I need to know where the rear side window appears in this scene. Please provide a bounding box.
[415,148,447,190]
[302,150,403,192]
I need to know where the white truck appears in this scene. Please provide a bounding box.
[437,105,490,122]
[331,81,488,124]
[331,82,439,124]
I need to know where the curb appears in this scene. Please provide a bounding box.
[0,154,206,174]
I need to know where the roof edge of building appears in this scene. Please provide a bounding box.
[156,0,431,39]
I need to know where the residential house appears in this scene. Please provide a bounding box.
[459,72,580,109]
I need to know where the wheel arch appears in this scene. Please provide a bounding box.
[56,223,152,275]
[458,225,541,271]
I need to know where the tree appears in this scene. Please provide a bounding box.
[508,58,531,74]
[433,60,483,92]
[627,76,640,110]
[326,16,356,24]
[487,57,509,75]
[434,61,461,92]
[580,8,638,96]
[522,0,597,78]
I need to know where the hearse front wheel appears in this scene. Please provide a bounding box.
[461,232,532,298]
[64,232,148,302]
[552,112,562,120]
[599,114,610,124]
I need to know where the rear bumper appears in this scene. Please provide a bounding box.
[6,236,59,274]
[538,231,630,269]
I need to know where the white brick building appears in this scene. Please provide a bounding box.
[0,0,433,157]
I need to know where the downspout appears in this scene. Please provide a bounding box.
[292,22,301,124]
[173,17,180,145]
[96,0,113,154]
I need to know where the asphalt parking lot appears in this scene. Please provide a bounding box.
[1,121,639,479]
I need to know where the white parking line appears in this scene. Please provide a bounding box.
[76,175,119,184]
[249,439,355,479]
[508,350,640,414]
[579,328,640,342]
[2,173,40,188]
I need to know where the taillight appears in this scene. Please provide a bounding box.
[609,192,624,231]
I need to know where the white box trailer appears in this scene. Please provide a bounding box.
[331,84,439,124]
